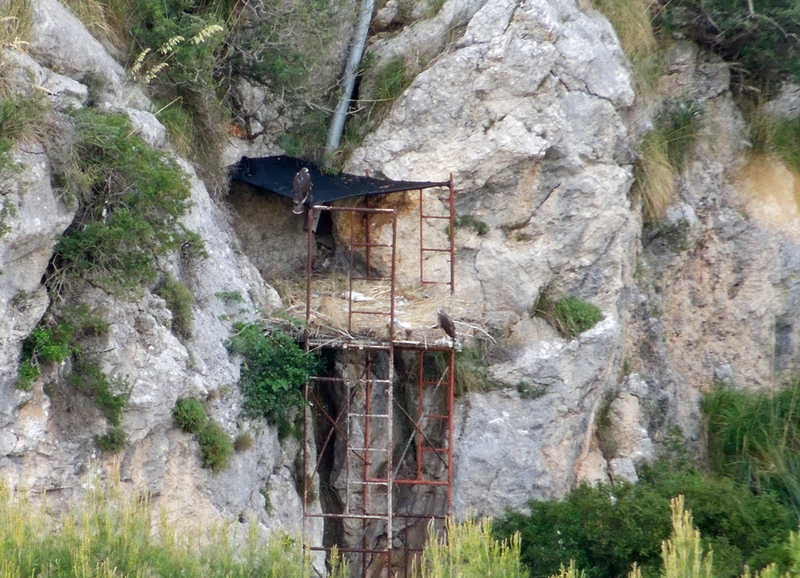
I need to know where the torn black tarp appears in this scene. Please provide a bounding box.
[230,156,449,204]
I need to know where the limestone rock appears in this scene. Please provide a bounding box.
[608,457,638,484]
[347,0,638,517]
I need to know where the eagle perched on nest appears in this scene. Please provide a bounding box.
[438,309,456,346]
[292,167,313,214]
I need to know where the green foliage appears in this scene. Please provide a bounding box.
[703,379,800,517]
[659,100,703,174]
[453,340,503,396]
[494,465,796,578]
[416,518,529,578]
[454,214,489,236]
[374,55,412,106]
[156,275,194,339]
[51,108,197,295]
[225,323,318,434]
[197,421,233,473]
[533,293,603,339]
[0,473,341,578]
[67,357,129,426]
[658,0,800,87]
[126,0,227,176]
[16,322,73,390]
[96,426,127,453]
[215,290,244,304]
[276,106,331,161]
[0,198,16,238]
[172,397,208,434]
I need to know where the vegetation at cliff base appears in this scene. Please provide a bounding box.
[704,379,800,516]
[0,472,349,578]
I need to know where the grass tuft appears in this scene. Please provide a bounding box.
[197,421,233,473]
[156,275,195,339]
[533,293,604,339]
[417,518,529,578]
[703,379,800,517]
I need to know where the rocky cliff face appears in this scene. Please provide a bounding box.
[0,0,316,539]
[3,0,800,544]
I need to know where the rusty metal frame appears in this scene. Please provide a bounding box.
[419,174,455,293]
[302,181,455,577]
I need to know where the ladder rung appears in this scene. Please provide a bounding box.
[350,413,390,418]
[348,480,390,486]
[306,513,389,521]
[421,446,447,452]
[423,414,449,419]
[350,448,388,452]
[350,242,392,249]
[421,248,451,253]
[421,214,450,220]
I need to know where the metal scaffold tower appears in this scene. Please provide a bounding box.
[302,177,456,578]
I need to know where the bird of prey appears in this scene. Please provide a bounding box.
[438,309,456,345]
[292,167,313,215]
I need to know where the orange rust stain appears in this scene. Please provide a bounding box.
[738,154,800,228]
[334,191,421,242]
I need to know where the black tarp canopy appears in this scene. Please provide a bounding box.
[230,156,449,204]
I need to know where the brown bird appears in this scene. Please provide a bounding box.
[438,309,456,345]
[292,167,313,215]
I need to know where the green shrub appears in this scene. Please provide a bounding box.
[67,356,128,426]
[657,0,800,87]
[494,466,795,578]
[172,397,208,434]
[197,421,232,473]
[155,275,194,339]
[127,0,227,177]
[16,322,73,390]
[533,293,603,339]
[96,426,126,453]
[225,323,318,434]
[50,108,197,295]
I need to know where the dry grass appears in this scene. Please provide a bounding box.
[592,0,662,94]
[634,126,675,222]
[61,0,128,52]
[0,0,32,50]
[271,271,479,348]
